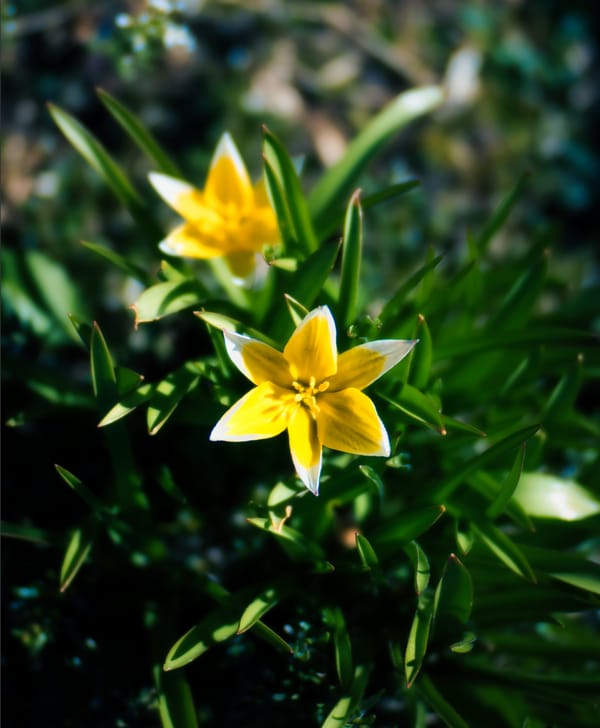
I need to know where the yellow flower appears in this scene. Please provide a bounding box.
[210,306,417,494]
[148,132,279,278]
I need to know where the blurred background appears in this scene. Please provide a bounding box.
[2,1,599,725]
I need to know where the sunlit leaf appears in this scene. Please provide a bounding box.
[513,472,600,521]
[405,592,434,687]
[59,520,97,592]
[153,664,198,728]
[321,664,370,728]
[132,279,207,325]
[337,190,362,330]
[237,585,286,634]
[404,540,431,594]
[355,533,379,571]
[146,364,202,435]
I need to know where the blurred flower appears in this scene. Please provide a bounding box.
[149,132,279,278]
[210,306,416,494]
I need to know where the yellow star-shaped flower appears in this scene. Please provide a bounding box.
[149,132,279,278]
[210,306,417,494]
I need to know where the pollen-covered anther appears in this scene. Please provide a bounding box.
[292,376,330,415]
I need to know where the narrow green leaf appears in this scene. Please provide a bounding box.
[59,520,97,592]
[379,255,444,328]
[90,321,117,403]
[404,541,431,594]
[471,521,536,582]
[309,85,443,231]
[68,313,93,349]
[146,365,201,435]
[337,190,363,330]
[283,293,310,327]
[405,592,434,687]
[434,423,540,500]
[324,607,354,689]
[520,544,600,595]
[262,155,297,253]
[374,505,446,548]
[486,443,527,519]
[153,664,198,728]
[97,88,181,176]
[132,279,207,325]
[263,126,317,254]
[55,464,106,516]
[513,472,600,521]
[541,355,584,423]
[486,252,547,331]
[251,621,294,655]
[246,517,329,567]
[416,674,469,728]
[355,533,379,571]
[433,554,473,625]
[268,241,341,343]
[450,632,477,654]
[318,180,420,242]
[48,102,142,210]
[378,384,444,433]
[410,314,432,390]
[321,665,370,728]
[81,241,152,285]
[358,464,385,499]
[475,170,529,253]
[454,521,475,557]
[237,585,285,634]
[164,606,242,670]
[0,521,53,545]
[98,382,155,427]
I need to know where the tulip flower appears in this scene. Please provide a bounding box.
[210,306,417,494]
[149,132,279,278]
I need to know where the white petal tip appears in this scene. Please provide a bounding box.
[148,172,194,204]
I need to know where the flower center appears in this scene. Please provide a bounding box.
[292,376,330,417]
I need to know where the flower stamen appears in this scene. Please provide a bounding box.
[292,376,330,417]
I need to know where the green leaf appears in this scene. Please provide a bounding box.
[471,521,536,582]
[262,155,297,253]
[55,464,106,517]
[164,604,243,670]
[355,533,379,571]
[324,607,354,689]
[404,540,431,594]
[378,384,444,433]
[410,314,432,390]
[416,674,469,728]
[379,255,444,329]
[486,252,547,331]
[90,321,117,403]
[98,382,155,427]
[59,520,97,592]
[318,180,420,242]
[195,310,279,348]
[268,241,341,343]
[246,517,330,568]
[283,293,310,327]
[309,85,443,231]
[486,443,527,519]
[520,544,600,594]
[321,664,370,728]
[405,592,434,687]
[48,102,142,211]
[237,585,286,634]
[433,554,473,625]
[434,423,540,500]
[132,279,207,325]
[81,241,152,285]
[0,521,53,545]
[153,664,198,728]
[513,472,600,521]
[541,355,584,423]
[263,126,317,254]
[474,170,529,253]
[374,505,446,549]
[146,364,202,435]
[337,190,363,330]
[97,88,181,176]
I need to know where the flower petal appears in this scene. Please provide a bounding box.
[283,306,338,383]
[318,388,390,456]
[148,172,205,221]
[223,331,292,386]
[210,381,293,442]
[159,223,224,259]
[329,339,418,391]
[288,405,322,494]
[204,132,253,209]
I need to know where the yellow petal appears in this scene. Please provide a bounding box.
[223,332,292,387]
[283,306,338,383]
[329,340,417,391]
[148,172,202,220]
[318,389,390,456]
[288,405,322,494]
[159,223,224,259]
[204,132,253,209]
[210,381,294,442]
